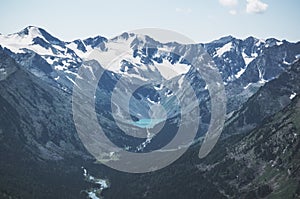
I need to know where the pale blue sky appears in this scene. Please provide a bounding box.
[0,0,299,43]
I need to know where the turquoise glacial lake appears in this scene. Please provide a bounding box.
[131,118,164,128]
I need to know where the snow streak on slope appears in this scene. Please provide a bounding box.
[216,42,233,57]
[235,52,258,79]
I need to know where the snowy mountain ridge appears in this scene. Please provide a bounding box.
[0,26,290,81]
[1,26,300,116]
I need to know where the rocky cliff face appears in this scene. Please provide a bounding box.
[196,95,300,199]
[224,59,300,136]
[0,48,91,160]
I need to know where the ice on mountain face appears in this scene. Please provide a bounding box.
[258,66,268,84]
[242,52,257,66]
[154,60,190,80]
[243,83,252,89]
[216,42,233,57]
[276,41,283,46]
[290,92,297,100]
[235,67,246,79]
[236,52,257,79]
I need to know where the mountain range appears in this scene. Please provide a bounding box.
[0,26,300,199]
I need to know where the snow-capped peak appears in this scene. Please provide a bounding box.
[0,26,43,53]
[14,26,42,37]
[0,26,65,54]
